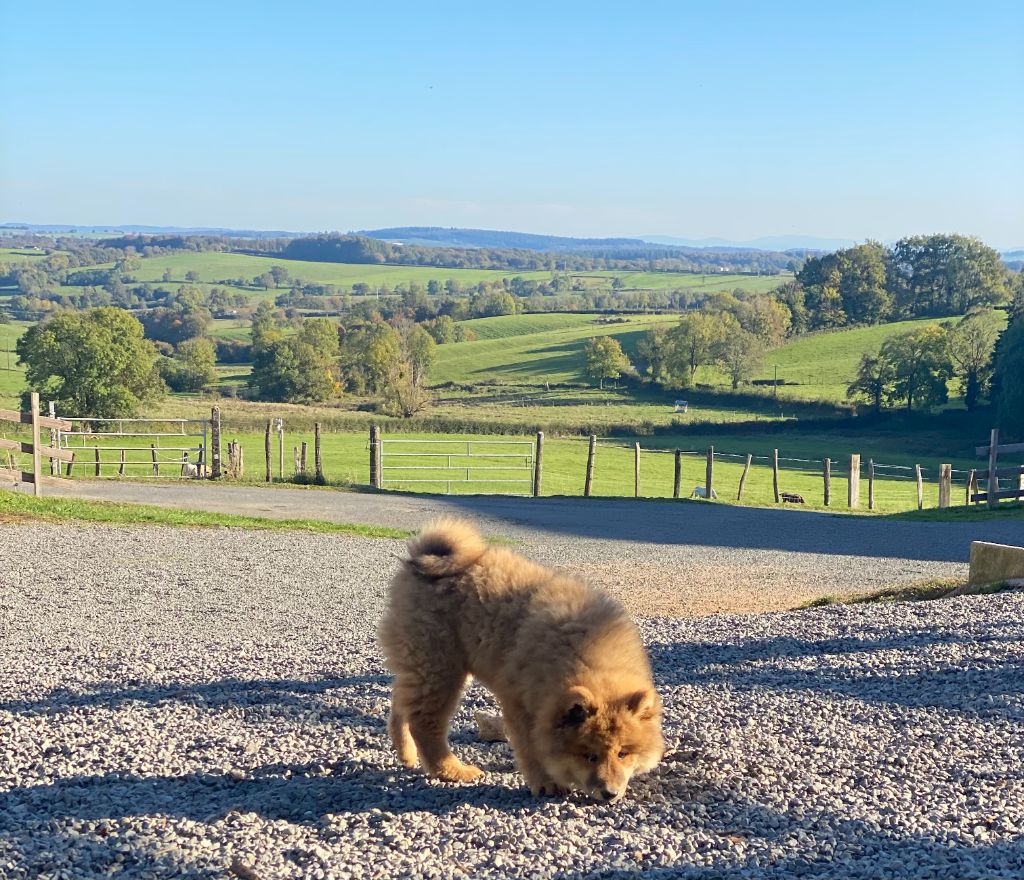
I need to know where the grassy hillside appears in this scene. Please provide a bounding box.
[432,314,679,384]
[125,252,551,288]
[0,248,52,263]
[0,321,28,406]
[571,271,786,293]
[700,314,1009,403]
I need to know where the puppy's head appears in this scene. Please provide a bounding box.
[541,685,663,803]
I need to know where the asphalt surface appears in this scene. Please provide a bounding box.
[45,479,1022,563]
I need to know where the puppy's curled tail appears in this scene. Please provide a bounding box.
[406,517,488,578]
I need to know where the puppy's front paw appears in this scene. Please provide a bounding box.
[530,780,568,798]
[435,757,484,783]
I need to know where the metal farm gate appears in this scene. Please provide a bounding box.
[55,415,211,478]
[378,438,536,495]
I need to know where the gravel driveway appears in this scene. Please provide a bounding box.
[2,521,1021,879]
[44,479,1010,612]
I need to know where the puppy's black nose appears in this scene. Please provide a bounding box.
[600,788,618,801]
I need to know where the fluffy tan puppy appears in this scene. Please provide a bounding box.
[378,518,664,801]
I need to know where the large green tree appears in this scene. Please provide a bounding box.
[847,353,896,413]
[889,234,1007,317]
[403,324,436,388]
[583,336,631,389]
[880,325,954,412]
[665,311,727,384]
[993,315,1024,437]
[161,337,218,392]
[717,328,765,389]
[17,307,165,417]
[248,317,340,404]
[946,309,1003,411]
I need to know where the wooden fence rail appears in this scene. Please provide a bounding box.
[0,392,74,496]
[973,429,1024,506]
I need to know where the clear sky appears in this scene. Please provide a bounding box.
[2,0,1022,246]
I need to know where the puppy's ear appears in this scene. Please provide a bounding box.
[625,689,660,721]
[558,686,597,728]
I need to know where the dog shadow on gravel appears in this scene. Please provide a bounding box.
[0,673,392,719]
[648,630,1024,720]
[0,758,548,827]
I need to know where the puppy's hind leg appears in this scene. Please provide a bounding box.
[398,670,482,784]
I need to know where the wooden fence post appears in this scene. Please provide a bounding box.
[533,431,544,497]
[772,449,780,503]
[370,425,380,488]
[868,459,875,510]
[151,443,159,476]
[293,445,300,475]
[848,454,860,508]
[938,463,951,508]
[966,468,976,505]
[48,400,58,476]
[823,458,831,506]
[119,448,125,476]
[300,441,308,474]
[987,427,999,508]
[584,435,596,497]
[264,420,272,483]
[914,464,923,510]
[705,446,713,500]
[94,447,101,477]
[277,420,284,481]
[737,453,752,501]
[314,423,324,485]
[673,449,682,499]
[634,442,641,497]
[210,406,222,479]
[29,392,42,497]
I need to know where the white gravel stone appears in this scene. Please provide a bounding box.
[1,522,1022,879]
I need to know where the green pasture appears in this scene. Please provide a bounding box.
[443,312,986,405]
[126,252,553,288]
[45,249,783,297]
[0,248,53,263]
[31,426,998,515]
[456,313,602,340]
[433,313,679,384]
[429,384,789,431]
[571,271,788,293]
[731,315,1008,402]
[0,321,28,406]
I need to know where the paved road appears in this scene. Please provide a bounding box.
[45,479,1021,562]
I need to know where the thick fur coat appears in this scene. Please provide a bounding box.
[378,518,663,801]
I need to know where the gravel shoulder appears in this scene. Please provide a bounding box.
[2,521,1022,879]
[40,480,986,614]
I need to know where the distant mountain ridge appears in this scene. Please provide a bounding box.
[4,222,1019,260]
[358,226,649,251]
[357,226,818,257]
[0,222,297,239]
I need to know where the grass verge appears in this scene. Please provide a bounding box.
[886,502,1024,521]
[0,490,410,538]
[799,577,1016,609]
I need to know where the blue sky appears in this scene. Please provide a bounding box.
[2,1,1022,246]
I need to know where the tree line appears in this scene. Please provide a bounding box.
[788,234,1007,330]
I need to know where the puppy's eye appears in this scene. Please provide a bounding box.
[618,750,631,760]
[586,753,599,764]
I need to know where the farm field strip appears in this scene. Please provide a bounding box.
[431,313,679,384]
[28,429,985,514]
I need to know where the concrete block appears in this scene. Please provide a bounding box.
[969,541,1024,586]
